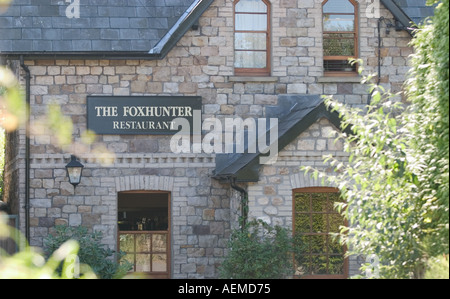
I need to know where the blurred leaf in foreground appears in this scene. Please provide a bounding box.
[0,66,26,132]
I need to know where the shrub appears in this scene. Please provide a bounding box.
[219,220,295,279]
[1,214,96,279]
[44,225,132,279]
[425,255,449,279]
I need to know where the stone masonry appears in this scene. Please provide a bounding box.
[27,154,233,278]
[247,117,361,276]
[3,0,416,278]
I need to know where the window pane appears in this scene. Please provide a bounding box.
[135,254,151,272]
[152,234,167,252]
[323,0,354,13]
[323,35,355,56]
[310,255,328,275]
[235,14,267,31]
[328,238,344,254]
[235,0,267,13]
[323,14,354,31]
[235,33,266,50]
[136,234,151,252]
[294,190,346,277]
[295,214,310,233]
[328,255,345,274]
[324,59,356,72]
[122,254,135,270]
[294,193,310,212]
[119,234,134,253]
[312,214,327,233]
[309,235,327,253]
[311,193,328,212]
[295,254,311,275]
[152,254,167,272]
[235,51,267,68]
[329,213,344,233]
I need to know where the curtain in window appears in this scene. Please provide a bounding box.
[234,0,268,71]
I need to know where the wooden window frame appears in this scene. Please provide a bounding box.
[118,231,170,277]
[292,187,348,279]
[322,0,359,77]
[117,190,171,279]
[233,0,271,76]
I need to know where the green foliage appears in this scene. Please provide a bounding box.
[1,65,114,166]
[303,1,449,278]
[1,66,25,200]
[1,214,96,279]
[219,220,296,279]
[0,127,4,199]
[405,0,449,258]
[424,255,449,279]
[44,225,132,279]
[0,66,26,132]
[0,241,97,279]
[313,87,423,278]
[47,104,74,149]
[293,192,346,276]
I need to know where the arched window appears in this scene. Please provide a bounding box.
[293,187,348,278]
[234,0,271,76]
[322,0,358,76]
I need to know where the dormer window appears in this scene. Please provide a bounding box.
[322,0,358,76]
[234,0,271,76]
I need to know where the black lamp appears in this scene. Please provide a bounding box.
[65,155,84,188]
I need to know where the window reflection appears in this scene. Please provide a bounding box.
[234,0,270,74]
[322,0,358,74]
[323,15,354,31]
[235,0,267,12]
[119,232,168,274]
[294,189,347,278]
[118,192,169,276]
[323,0,354,13]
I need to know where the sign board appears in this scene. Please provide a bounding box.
[87,96,202,135]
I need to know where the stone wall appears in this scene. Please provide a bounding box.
[248,117,346,226]
[3,0,415,278]
[22,0,413,128]
[2,129,23,216]
[248,117,361,276]
[27,153,234,278]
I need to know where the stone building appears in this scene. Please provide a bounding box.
[1,0,433,278]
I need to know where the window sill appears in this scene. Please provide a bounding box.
[228,76,279,83]
[317,76,362,83]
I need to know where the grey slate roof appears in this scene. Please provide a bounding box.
[0,0,205,56]
[0,0,437,56]
[392,0,436,25]
[379,0,436,35]
[213,95,348,182]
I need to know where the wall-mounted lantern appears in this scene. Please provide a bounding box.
[65,155,84,188]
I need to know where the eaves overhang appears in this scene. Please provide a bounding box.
[0,51,158,61]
